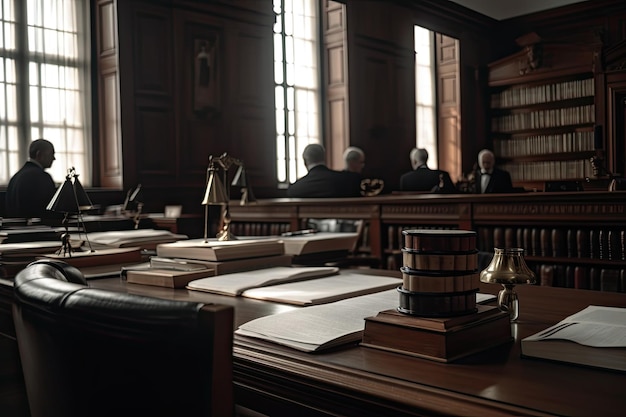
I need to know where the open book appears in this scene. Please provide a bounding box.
[521,305,626,372]
[186,266,339,296]
[236,291,497,352]
[241,271,401,305]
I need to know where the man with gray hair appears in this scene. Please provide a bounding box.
[287,143,361,198]
[399,147,455,193]
[5,139,58,219]
[476,148,513,193]
[342,146,365,174]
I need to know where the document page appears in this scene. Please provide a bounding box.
[236,289,498,351]
[236,289,398,351]
[241,271,401,305]
[186,266,339,296]
[524,305,626,347]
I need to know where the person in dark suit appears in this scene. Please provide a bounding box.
[5,139,58,219]
[476,148,514,193]
[399,148,455,193]
[286,144,361,198]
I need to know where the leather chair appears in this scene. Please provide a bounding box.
[12,259,234,417]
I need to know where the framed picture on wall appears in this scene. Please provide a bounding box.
[194,35,220,113]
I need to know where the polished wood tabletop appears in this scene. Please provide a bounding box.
[88,273,626,417]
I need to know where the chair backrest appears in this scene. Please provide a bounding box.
[12,260,234,417]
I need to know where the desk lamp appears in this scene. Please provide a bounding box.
[480,247,536,321]
[46,167,94,256]
[202,153,250,241]
[201,155,228,242]
[231,163,256,205]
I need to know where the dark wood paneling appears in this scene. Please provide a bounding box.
[135,107,176,181]
[133,12,173,96]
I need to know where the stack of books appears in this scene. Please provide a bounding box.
[124,238,290,288]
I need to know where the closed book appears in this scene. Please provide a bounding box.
[361,306,512,362]
[281,232,359,256]
[577,229,589,258]
[38,247,143,268]
[150,254,292,275]
[521,305,626,372]
[70,229,188,249]
[600,269,620,292]
[540,264,554,287]
[0,241,63,257]
[493,227,504,248]
[156,238,284,261]
[126,268,215,288]
[589,267,601,291]
[573,266,589,289]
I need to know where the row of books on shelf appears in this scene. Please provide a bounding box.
[491,104,594,132]
[500,158,592,181]
[493,131,594,157]
[383,225,462,252]
[476,227,625,261]
[490,78,594,108]
[536,264,626,292]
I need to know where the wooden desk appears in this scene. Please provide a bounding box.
[87,276,626,417]
[3,274,626,416]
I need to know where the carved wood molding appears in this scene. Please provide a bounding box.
[298,205,379,218]
[474,203,626,220]
[382,203,466,218]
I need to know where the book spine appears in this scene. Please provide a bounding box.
[574,266,589,289]
[600,269,620,292]
[540,264,554,287]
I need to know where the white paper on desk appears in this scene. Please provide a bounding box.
[525,305,626,347]
[237,289,499,351]
[236,289,398,351]
[186,266,340,296]
[241,271,401,305]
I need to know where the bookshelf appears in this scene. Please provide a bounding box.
[476,224,626,291]
[487,36,602,191]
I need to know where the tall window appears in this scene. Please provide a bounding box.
[0,0,91,186]
[273,0,321,186]
[414,25,437,166]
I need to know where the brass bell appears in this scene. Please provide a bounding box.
[480,248,536,321]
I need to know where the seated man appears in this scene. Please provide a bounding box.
[287,144,361,198]
[342,146,365,175]
[399,148,455,193]
[5,139,59,219]
[476,148,514,193]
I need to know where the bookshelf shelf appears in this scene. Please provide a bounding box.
[490,96,595,113]
[487,38,600,190]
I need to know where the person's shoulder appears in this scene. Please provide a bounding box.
[494,167,512,177]
[439,169,452,177]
